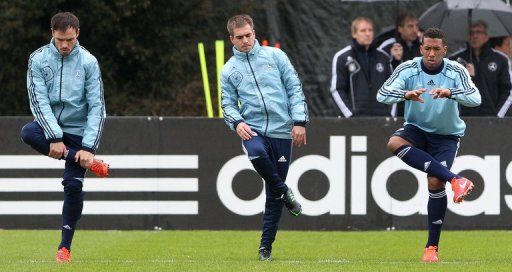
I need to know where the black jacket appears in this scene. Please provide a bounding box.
[330,40,393,117]
[378,36,421,116]
[378,36,421,69]
[450,43,512,117]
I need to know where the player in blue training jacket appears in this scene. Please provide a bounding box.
[20,12,109,263]
[221,14,309,261]
[377,28,481,263]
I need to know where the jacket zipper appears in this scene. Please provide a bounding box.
[246,53,269,136]
[57,56,65,125]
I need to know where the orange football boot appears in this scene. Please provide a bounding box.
[56,247,71,263]
[90,158,109,177]
[451,177,474,203]
[422,246,439,262]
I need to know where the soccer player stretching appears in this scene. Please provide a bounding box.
[377,28,481,262]
[20,12,108,263]
[221,14,309,261]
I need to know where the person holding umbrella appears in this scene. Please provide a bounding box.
[450,21,512,117]
[377,27,481,262]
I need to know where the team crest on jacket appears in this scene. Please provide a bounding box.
[348,63,357,73]
[488,62,497,72]
[346,56,358,73]
[376,63,384,72]
[42,66,54,82]
[229,71,243,87]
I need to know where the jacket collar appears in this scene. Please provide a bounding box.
[49,38,80,57]
[420,58,445,75]
[396,35,420,48]
[233,39,261,60]
[476,42,492,59]
[352,39,375,52]
[464,41,492,59]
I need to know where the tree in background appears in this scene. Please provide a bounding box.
[0,0,437,116]
[0,0,263,116]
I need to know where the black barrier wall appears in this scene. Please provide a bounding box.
[1,117,511,230]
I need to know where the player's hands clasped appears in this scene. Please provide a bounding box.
[405,89,427,103]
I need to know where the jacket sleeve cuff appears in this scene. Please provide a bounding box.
[81,146,96,154]
[293,122,307,127]
[49,138,63,143]
[233,120,244,130]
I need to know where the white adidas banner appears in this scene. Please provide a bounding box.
[0,155,199,215]
[0,155,198,169]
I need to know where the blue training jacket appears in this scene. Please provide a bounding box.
[221,40,309,139]
[27,39,106,153]
[377,57,481,137]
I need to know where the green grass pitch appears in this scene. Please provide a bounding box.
[1,230,511,271]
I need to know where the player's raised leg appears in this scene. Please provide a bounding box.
[20,121,110,177]
[387,127,474,203]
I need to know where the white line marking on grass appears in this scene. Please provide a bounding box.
[277,259,350,264]
[319,259,350,263]
[374,260,486,264]
[8,260,177,264]
[7,259,486,265]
